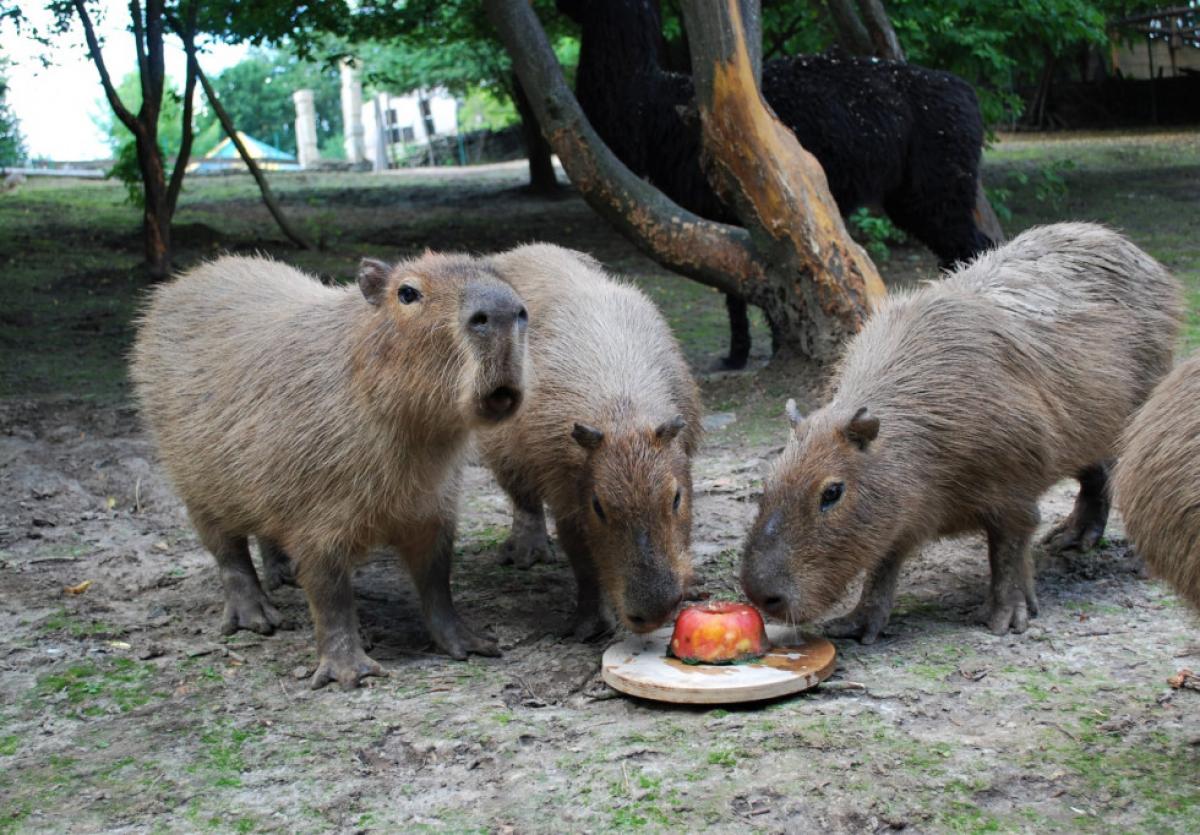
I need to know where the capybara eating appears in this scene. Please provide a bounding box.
[1113,352,1200,613]
[131,253,528,688]
[481,244,701,638]
[741,223,1182,641]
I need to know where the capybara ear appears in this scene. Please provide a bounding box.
[358,258,392,306]
[572,422,605,451]
[785,398,805,428]
[845,407,880,450]
[655,414,686,444]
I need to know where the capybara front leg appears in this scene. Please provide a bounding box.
[258,537,298,591]
[980,514,1039,635]
[499,497,553,569]
[1043,462,1111,554]
[822,549,906,644]
[300,561,384,691]
[403,518,500,660]
[195,521,282,637]
[556,515,614,641]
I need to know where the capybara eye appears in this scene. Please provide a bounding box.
[592,494,607,522]
[673,487,682,512]
[819,482,844,512]
[398,285,422,305]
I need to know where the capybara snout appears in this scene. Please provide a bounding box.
[461,278,528,424]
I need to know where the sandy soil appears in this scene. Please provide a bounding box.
[2,393,1197,834]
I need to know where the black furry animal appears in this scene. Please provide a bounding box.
[561,0,994,367]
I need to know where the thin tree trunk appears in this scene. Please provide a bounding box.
[826,0,874,56]
[512,73,559,195]
[196,64,312,250]
[681,0,885,359]
[857,0,904,61]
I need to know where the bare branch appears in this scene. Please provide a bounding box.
[166,3,198,216]
[72,0,141,137]
[195,59,313,250]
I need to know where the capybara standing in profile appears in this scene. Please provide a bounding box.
[131,254,528,688]
[1114,352,1200,613]
[480,244,702,638]
[741,223,1182,641]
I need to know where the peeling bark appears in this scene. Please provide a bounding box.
[682,0,885,359]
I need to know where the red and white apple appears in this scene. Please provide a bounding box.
[669,602,769,664]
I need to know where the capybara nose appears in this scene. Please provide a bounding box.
[480,385,523,422]
[742,571,787,618]
[463,284,526,336]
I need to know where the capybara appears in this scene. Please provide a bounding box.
[480,244,701,638]
[131,253,528,688]
[741,223,1182,641]
[1113,352,1200,612]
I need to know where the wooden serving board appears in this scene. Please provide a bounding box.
[601,625,836,704]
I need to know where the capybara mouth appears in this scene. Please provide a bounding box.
[479,385,522,422]
[624,593,684,634]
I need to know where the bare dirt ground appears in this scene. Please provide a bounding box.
[2,392,1197,833]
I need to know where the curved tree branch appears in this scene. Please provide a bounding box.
[166,2,198,217]
[485,0,760,298]
[72,0,141,137]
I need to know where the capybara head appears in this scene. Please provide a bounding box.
[741,399,894,624]
[572,416,692,632]
[356,254,528,426]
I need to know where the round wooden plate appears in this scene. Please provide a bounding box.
[601,625,837,704]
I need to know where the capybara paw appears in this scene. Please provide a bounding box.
[1042,515,1105,554]
[262,559,298,592]
[309,650,386,691]
[220,593,283,636]
[564,608,613,643]
[430,618,501,659]
[978,590,1036,635]
[498,533,553,569]
[822,611,887,644]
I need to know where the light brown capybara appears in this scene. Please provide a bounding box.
[741,223,1182,642]
[1113,352,1200,613]
[480,244,702,638]
[131,253,528,689]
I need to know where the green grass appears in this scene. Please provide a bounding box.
[33,658,164,717]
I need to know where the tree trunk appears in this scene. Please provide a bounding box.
[857,0,905,61]
[196,64,312,250]
[826,0,874,56]
[511,73,559,195]
[680,0,885,359]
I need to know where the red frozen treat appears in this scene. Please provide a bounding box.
[669,602,769,664]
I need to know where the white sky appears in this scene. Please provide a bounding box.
[5,1,248,160]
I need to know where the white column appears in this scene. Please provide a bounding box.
[340,60,366,164]
[292,89,319,169]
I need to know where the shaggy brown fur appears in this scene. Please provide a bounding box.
[742,223,1182,642]
[480,244,702,637]
[131,253,528,689]
[1114,352,1200,613]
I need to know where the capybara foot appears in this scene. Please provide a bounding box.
[429,616,500,660]
[977,587,1039,635]
[310,648,386,691]
[220,589,283,636]
[499,529,553,569]
[261,554,297,591]
[1042,513,1106,554]
[563,606,614,643]
[822,608,889,645]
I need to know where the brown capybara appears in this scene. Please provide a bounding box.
[1113,352,1200,613]
[131,253,528,689]
[741,223,1182,642]
[480,244,702,638]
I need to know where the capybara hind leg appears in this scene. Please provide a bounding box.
[556,515,614,641]
[979,514,1040,635]
[1043,462,1111,554]
[500,500,553,569]
[299,561,384,691]
[402,518,500,659]
[822,549,906,644]
[195,522,282,637]
[258,537,297,591]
